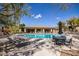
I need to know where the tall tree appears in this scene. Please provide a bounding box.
[58,21,63,34]
[0,3,31,25]
[66,17,79,31]
[0,3,31,33]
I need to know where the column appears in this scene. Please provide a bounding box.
[24,28,26,32]
[50,29,53,33]
[42,29,45,33]
[26,29,27,33]
[35,28,37,33]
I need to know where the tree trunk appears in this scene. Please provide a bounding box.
[58,21,63,34]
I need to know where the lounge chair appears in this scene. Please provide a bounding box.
[53,36,66,45]
[15,42,30,48]
[65,38,72,46]
[7,37,16,44]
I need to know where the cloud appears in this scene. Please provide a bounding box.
[31,14,35,17]
[56,17,60,20]
[34,14,42,19]
[32,14,42,19]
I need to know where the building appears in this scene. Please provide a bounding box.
[20,26,58,34]
[75,26,79,32]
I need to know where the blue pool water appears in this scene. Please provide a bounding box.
[17,33,64,38]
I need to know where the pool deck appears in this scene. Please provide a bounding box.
[33,47,56,56]
[0,33,79,56]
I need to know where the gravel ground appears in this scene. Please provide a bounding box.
[60,50,79,56]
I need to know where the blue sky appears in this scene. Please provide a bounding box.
[20,3,79,27]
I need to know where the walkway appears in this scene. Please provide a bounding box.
[33,47,56,56]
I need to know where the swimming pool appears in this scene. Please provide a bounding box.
[16,33,64,39]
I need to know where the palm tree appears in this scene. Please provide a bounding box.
[19,24,26,32]
[75,18,79,26]
[0,4,31,24]
[0,3,31,34]
[66,17,79,31]
[60,4,69,11]
[58,21,63,34]
[61,21,67,31]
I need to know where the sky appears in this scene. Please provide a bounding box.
[20,3,79,27]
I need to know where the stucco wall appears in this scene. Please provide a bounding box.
[76,27,79,32]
